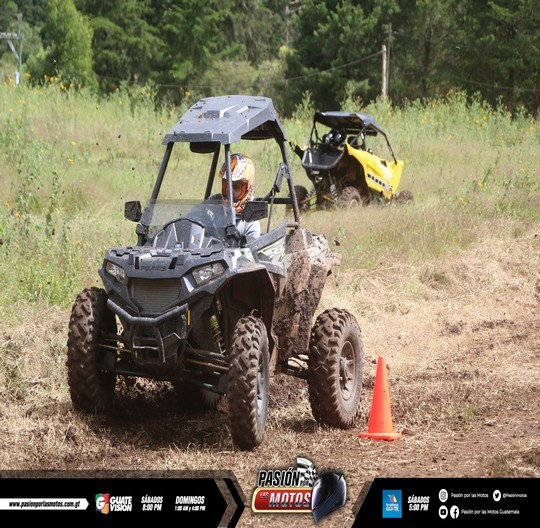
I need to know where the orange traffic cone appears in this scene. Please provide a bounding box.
[359,356,402,441]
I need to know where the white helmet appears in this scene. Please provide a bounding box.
[220,153,255,214]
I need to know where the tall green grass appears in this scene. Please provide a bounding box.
[1,79,538,320]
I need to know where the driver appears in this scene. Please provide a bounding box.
[219,153,261,239]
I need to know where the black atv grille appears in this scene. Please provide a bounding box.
[130,279,182,313]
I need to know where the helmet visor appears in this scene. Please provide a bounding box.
[222,179,248,202]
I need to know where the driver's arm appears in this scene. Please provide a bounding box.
[241,220,261,239]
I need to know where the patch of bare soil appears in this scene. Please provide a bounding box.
[0,233,539,527]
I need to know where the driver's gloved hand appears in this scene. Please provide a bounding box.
[225,225,243,247]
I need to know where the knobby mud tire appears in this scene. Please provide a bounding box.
[294,184,310,212]
[395,189,414,204]
[338,186,363,208]
[194,388,221,410]
[307,308,364,428]
[228,316,270,450]
[175,384,222,412]
[66,287,117,413]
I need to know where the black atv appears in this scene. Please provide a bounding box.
[66,95,364,451]
[292,110,413,210]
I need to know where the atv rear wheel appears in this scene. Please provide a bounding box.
[395,189,414,204]
[66,287,117,413]
[307,308,364,428]
[228,316,270,450]
[174,384,222,412]
[294,184,311,212]
[338,186,362,208]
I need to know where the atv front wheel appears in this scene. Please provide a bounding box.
[338,186,362,208]
[228,316,270,450]
[307,308,364,428]
[66,287,118,413]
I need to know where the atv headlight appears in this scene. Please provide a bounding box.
[192,262,225,286]
[105,261,126,284]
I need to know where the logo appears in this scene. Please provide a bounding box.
[95,493,133,513]
[439,505,448,519]
[252,457,347,523]
[439,489,448,502]
[383,490,402,518]
[257,240,285,263]
[96,493,110,514]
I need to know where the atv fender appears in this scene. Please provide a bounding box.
[223,265,278,356]
[274,229,341,364]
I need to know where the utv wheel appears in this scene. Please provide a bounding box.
[338,186,362,208]
[395,189,414,204]
[228,316,270,450]
[175,384,221,412]
[307,308,364,428]
[294,184,311,212]
[66,287,117,413]
[197,388,221,410]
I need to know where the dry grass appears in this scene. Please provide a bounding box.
[1,225,538,526]
[1,85,538,524]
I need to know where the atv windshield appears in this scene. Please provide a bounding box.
[142,198,234,248]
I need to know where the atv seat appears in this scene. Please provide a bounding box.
[301,146,343,171]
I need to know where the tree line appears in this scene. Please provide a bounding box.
[1,0,538,117]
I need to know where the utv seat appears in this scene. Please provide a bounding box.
[301,147,343,171]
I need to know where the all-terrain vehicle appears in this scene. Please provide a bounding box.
[291,110,413,210]
[66,95,364,451]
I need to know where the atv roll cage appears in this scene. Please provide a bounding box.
[130,95,302,243]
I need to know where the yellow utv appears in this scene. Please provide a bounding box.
[292,110,412,210]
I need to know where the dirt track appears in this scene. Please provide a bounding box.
[0,233,538,527]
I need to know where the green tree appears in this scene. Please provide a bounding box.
[157,1,236,86]
[153,0,287,105]
[25,0,97,90]
[0,2,21,79]
[77,0,163,93]
[283,0,400,114]
[448,0,540,115]
[225,0,288,64]
[8,0,48,25]
[388,0,465,102]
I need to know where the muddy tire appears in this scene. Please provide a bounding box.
[395,189,414,204]
[338,186,362,208]
[196,388,221,410]
[66,287,117,413]
[228,316,270,450]
[175,384,222,411]
[307,308,364,428]
[294,184,311,212]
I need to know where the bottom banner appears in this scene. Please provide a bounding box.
[352,477,538,527]
[0,470,245,526]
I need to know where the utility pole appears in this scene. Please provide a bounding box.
[381,44,388,99]
[0,13,23,85]
[385,24,392,99]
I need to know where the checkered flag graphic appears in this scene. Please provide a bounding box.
[296,457,318,487]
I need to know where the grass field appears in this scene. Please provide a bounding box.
[1,81,539,526]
